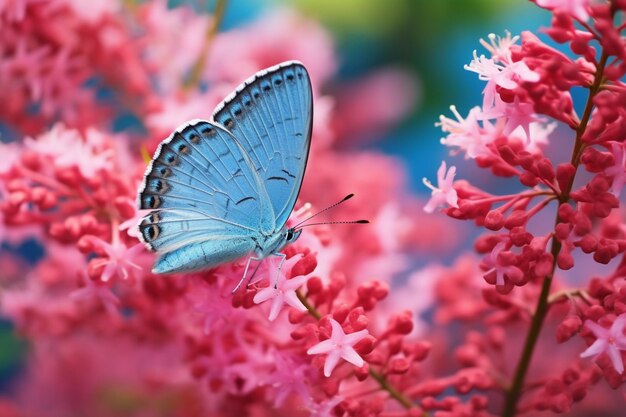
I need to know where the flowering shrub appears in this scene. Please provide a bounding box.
[1,1,625,417]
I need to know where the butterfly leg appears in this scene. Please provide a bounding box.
[232,256,262,293]
[273,253,287,289]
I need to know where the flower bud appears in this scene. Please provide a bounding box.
[556,315,582,343]
[484,210,504,230]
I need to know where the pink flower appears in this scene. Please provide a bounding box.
[481,241,523,287]
[479,31,520,63]
[264,352,312,407]
[438,105,497,158]
[70,272,120,316]
[423,161,459,213]
[580,314,626,374]
[307,318,369,377]
[535,0,590,21]
[481,95,541,139]
[25,124,113,179]
[118,208,150,239]
[90,236,144,282]
[252,255,312,321]
[465,47,539,111]
[306,396,343,417]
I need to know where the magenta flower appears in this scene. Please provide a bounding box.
[479,31,520,63]
[90,236,144,282]
[307,318,369,377]
[438,105,497,158]
[252,255,312,321]
[580,314,626,374]
[423,161,459,213]
[482,241,523,287]
[466,51,538,106]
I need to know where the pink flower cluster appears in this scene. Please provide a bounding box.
[2,0,626,416]
[424,0,626,415]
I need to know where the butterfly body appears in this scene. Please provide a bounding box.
[138,61,312,275]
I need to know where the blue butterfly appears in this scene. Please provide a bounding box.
[137,61,312,281]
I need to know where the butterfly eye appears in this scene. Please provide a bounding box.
[286,229,293,240]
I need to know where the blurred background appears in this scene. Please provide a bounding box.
[187,0,552,192]
[0,0,556,405]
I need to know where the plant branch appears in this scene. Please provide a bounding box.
[501,50,609,417]
[296,290,418,412]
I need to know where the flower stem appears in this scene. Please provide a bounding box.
[501,51,608,417]
[296,290,418,412]
[184,0,228,90]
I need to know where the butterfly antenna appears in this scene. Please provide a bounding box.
[296,220,369,229]
[293,194,356,229]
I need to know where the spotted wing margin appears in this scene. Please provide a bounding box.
[212,61,313,231]
[137,119,273,260]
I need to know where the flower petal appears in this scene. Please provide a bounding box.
[323,350,341,377]
[607,345,625,374]
[253,287,276,304]
[307,339,335,355]
[340,346,364,368]
[580,339,607,358]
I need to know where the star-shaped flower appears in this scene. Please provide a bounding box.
[70,272,120,316]
[423,161,459,213]
[307,318,369,377]
[438,105,497,159]
[252,255,311,321]
[580,314,626,373]
[90,236,144,282]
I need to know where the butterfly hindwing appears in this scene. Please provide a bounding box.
[138,120,274,273]
[151,236,256,274]
[212,61,313,230]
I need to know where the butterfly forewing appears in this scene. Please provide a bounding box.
[212,61,313,230]
[138,120,274,271]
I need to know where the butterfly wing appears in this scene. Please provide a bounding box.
[212,61,313,231]
[138,120,274,273]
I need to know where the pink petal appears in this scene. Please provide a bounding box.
[268,294,285,321]
[342,329,369,345]
[323,351,341,377]
[340,346,364,368]
[423,194,444,214]
[607,345,625,374]
[585,320,609,338]
[101,263,116,282]
[253,287,276,304]
[445,190,459,208]
[580,339,607,358]
[283,291,307,312]
[436,161,447,182]
[329,318,345,338]
[307,339,335,355]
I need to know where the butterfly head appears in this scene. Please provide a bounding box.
[285,228,302,244]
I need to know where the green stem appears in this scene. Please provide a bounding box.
[184,0,228,90]
[501,51,608,417]
[369,368,414,409]
[296,290,417,411]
